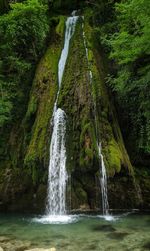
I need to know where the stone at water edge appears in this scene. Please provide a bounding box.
[1,239,31,251]
[25,248,56,251]
[0,236,10,242]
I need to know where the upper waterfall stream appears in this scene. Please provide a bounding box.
[46,14,78,218]
[58,16,78,87]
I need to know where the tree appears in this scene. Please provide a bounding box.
[0,0,9,14]
[0,0,49,126]
[109,0,150,153]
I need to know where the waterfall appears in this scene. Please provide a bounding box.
[46,15,78,216]
[58,15,78,87]
[82,19,109,215]
[98,143,109,215]
[47,108,67,215]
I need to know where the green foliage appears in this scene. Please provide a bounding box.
[108,0,150,153]
[90,0,115,25]
[92,0,150,154]
[51,0,82,11]
[0,0,49,126]
[110,0,150,65]
[0,97,12,125]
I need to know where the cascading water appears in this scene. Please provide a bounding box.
[98,143,109,215]
[82,19,109,216]
[46,14,78,217]
[58,15,78,87]
[46,108,67,215]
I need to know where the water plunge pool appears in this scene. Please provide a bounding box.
[0,212,150,251]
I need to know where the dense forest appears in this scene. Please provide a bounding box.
[0,0,150,213]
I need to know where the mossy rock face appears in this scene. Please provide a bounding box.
[83,12,133,178]
[135,166,150,209]
[56,15,139,210]
[24,16,66,184]
[70,180,89,210]
[0,168,47,212]
[58,18,99,174]
[56,18,100,209]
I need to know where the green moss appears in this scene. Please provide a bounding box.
[26,95,38,120]
[57,18,99,172]
[80,122,98,168]
[24,17,66,181]
[82,10,134,178]
[105,139,122,176]
[75,185,88,204]
[56,15,66,36]
[85,148,93,159]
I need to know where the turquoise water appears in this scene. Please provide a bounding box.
[0,212,150,251]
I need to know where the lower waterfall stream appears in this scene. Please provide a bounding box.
[98,143,109,215]
[46,108,67,215]
[82,18,109,216]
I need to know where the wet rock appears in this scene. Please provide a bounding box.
[92,224,116,232]
[57,242,69,248]
[52,234,64,239]
[1,240,31,251]
[142,241,150,250]
[43,240,51,245]
[107,231,129,240]
[0,236,11,242]
[86,244,97,250]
